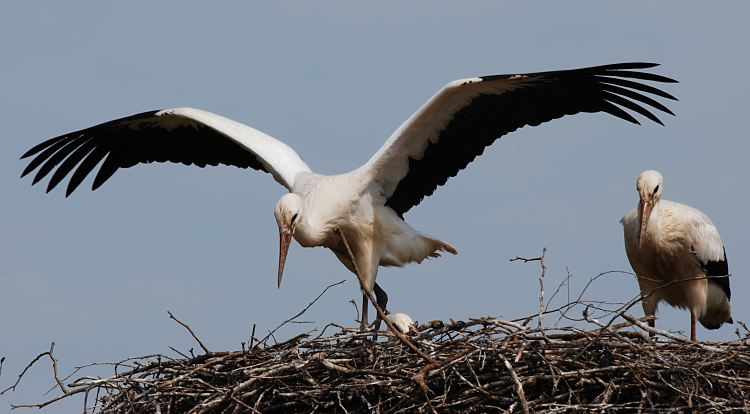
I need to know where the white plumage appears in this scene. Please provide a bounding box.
[21,63,676,330]
[621,170,732,341]
[386,312,416,334]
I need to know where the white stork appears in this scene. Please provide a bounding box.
[621,170,732,341]
[22,63,676,330]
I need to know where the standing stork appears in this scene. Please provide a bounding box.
[621,170,732,341]
[21,63,676,330]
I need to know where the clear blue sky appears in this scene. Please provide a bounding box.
[2,2,748,411]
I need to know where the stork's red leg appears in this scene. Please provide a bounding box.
[690,311,697,342]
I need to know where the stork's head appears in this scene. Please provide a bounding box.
[635,170,663,246]
[274,193,303,289]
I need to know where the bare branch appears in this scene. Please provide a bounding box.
[511,247,547,330]
[48,342,67,395]
[260,279,346,345]
[167,310,211,354]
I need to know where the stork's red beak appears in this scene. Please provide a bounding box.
[639,200,653,247]
[277,230,292,288]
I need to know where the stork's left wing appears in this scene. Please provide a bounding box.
[364,62,677,216]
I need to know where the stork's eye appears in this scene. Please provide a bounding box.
[653,185,660,194]
[291,213,298,223]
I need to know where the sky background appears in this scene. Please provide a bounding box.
[1,2,748,411]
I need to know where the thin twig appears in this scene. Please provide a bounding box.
[167,310,211,354]
[48,342,68,394]
[510,247,547,329]
[0,343,63,397]
[249,323,257,350]
[261,279,346,345]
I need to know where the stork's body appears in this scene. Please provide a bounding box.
[621,170,731,341]
[277,171,455,326]
[21,63,676,330]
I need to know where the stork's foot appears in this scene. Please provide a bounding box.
[359,320,372,332]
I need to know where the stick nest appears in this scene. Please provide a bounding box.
[4,262,748,413]
[43,316,750,413]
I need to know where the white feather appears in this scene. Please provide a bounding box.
[156,107,311,190]
[386,313,415,334]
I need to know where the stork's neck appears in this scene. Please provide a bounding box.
[293,216,329,248]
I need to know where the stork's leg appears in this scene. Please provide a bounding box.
[639,284,658,339]
[690,311,697,342]
[334,228,381,333]
[360,293,369,330]
[643,307,657,339]
[372,282,389,332]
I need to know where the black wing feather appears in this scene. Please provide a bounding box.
[46,139,96,193]
[66,146,110,196]
[385,63,677,215]
[703,247,731,301]
[21,110,268,196]
[33,137,91,185]
[598,77,677,101]
[21,135,78,178]
[600,83,675,115]
[601,91,664,125]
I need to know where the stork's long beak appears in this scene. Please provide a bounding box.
[638,200,653,247]
[277,230,292,288]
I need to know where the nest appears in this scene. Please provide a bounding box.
[3,256,748,413]
[6,313,748,413]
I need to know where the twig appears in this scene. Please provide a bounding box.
[349,299,360,323]
[249,323,257,350]
[261,279,346,345]
[48,342,68,394]
[169,346,191,360]
[511,247,547,330]
[167,310,211,354]
[621,312,722,352]
[501,355,530,414]
[0,342,68,397]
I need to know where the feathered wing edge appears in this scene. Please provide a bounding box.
[364,62,677,216]
[21,107,312,195]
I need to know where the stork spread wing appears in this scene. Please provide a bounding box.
[365,62,678,216]
[21,107,312,195]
